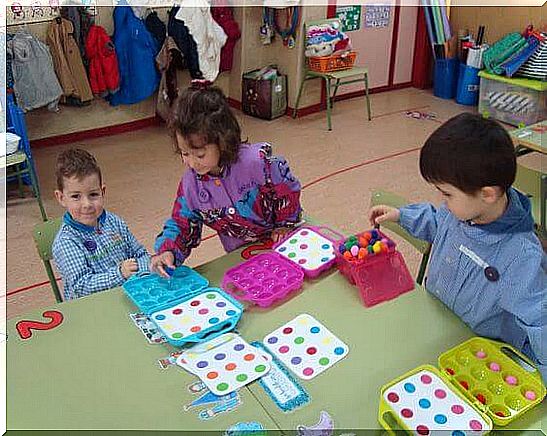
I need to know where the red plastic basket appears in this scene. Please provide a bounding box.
[308,51,357,73]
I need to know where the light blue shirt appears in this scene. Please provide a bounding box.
[53,210,150,301]
[399,188,546,382]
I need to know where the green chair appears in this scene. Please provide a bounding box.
[32,218,63,303]
[292,18,372,131]
[370,190,431,285]
[3,151,47,221]
[514,163,546,239]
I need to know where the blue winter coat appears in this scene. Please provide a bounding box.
[109,6,160,106]
[399,188,546,382]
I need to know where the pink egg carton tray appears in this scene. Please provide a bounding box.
[222,252,304,308]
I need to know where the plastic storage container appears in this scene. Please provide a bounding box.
[378,337,546,435]
[433,58,459,99]
[478,71,546,127]
[308,51,357,73]
[456,62,481,105]
[335,229,414,307]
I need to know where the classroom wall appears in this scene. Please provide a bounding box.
[449,5,546,45]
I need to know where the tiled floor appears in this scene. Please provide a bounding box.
[5,88,544,319]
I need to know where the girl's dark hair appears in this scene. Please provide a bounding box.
[420,113,516,194]
[169,84,242,166]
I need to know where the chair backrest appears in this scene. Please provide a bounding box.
[370,190,430,254]
[514,163,546,227]
[33,218,62,261]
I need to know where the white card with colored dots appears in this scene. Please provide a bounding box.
[275,228,336,275]
[176,333,271,395]
[383,369,491,435]
[263,314,349,380]
[150,290,242,343]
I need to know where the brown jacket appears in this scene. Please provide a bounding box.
[47,17,93,103]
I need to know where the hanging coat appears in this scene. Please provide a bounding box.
[85,25,120,97]
[60,6,94,65]
[168,7,203,80]
[156,36,182,121]
[175,2,227,82]
[47,17,94,103]
[109,6,160,106]
[145,10,167,48]
[211,6,240,72]
[8,31,63,112]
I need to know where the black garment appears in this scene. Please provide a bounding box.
[60,6,94,67]
[145,11,166,48]
[167,7,203,80]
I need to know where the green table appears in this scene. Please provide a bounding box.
[7,247,547,433]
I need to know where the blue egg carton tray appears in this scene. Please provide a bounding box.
[123,266,209,315]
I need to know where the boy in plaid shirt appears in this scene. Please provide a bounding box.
[53,148,150,300]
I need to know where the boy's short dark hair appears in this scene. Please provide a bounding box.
[420,113,516,194]
[169,85,242,166]
[55,148,102,191]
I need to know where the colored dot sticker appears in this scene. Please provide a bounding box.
[334,347,345,355]
[206,293,216,299]
[267,337,278,344]
[321,244,330,249]
[244,353,255,361]
[469,420,482,431]
[289,239,298,244]
[404,383,416,393]
[420,374,432,384]
[387,392,399,403]
[322,337,333,345]
[214,353,226,360]
[255,365,267,373]
[435,389,447,399]
[209,317,219,324]
[419,398,431,409]
[416,425,429,435]
[198,308,209,315]
[217,383,229,392]
[291,357,302,365]
[294,337,305,344]
[451,405,464,415]
[234,343,245,351]
[207,371,218,379]
[452,432,465,436]
[401,409,413,418]
[307,347,317,355]
[310,327,320,334]
[476,350,487,359]
[321,257,330,262]
[190,300,200,307]
[301,230,309,235]
[278,247,287,252]
[226,310,237,316]
[319,357,330,366]
[197,361,208,368]
[236,374,248,382]
[279,346,290,354]
[298,259,307,264]
[190,326,201,333]
[225,363,236,371]
[288,253,296,258]
[216,302,226,308]
[303,367,314,377]
[300,244,308,249]
[172,308,183,315]
[283,327,293,334]
[155,314,166,321]
[172,332,183,339]
[434,414,447,424]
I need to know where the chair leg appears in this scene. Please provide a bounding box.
[45,261,63,303]
[16,164,24,198]
[27,158,47,221]
[416,248,431,286]
[325,77,332,131]
[293,76,307,118]
[364,72,372,121]
[331,79,341,108]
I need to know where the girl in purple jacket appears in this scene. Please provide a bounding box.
[151,82,303,277]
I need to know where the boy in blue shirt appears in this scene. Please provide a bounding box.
[53,148,150,300]
[369,113,546,381]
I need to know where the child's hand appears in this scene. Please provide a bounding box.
[150,251,175,278]
[120,258,138,279]
[271,227,292,243]
[369,205,400,226]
